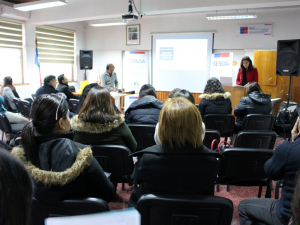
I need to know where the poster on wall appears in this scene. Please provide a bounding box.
[210,53,233,78]
[123,51,149,92]
[238,24,273,36]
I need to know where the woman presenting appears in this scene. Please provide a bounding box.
[236,56,258,86]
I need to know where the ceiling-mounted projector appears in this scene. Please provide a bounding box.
[122,0,139,21]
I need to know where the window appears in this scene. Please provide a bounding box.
[0,19,24,84]
[36,26,75,81]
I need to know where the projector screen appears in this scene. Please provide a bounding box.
[152,33,213,93]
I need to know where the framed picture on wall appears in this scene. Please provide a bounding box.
[126,24,140,45]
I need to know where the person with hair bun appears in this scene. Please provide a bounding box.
[11,94,115,204]
[199,77,232,118]
[128,97,220,207]
[236,56,258,86]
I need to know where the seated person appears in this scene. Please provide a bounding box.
[167,88,181,99]
[290,173,300,225]
[128,97,220,207]
[199,77,232,118]
[172,89,195,104]
[35,75,58,97]
[234,82,271,132]
[125,84,164,124]
[12,94,115,204]
[0,96,28,124]
[56,74,79,101]
[0,149,32,225]
[1,76,23,111]
[239,116,300,225]
[77,83,120,114]
[71,86,137,152]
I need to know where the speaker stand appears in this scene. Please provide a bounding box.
[84,68,87,80]
[286,75,292,108]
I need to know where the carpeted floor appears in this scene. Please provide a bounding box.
[109,136,286,225]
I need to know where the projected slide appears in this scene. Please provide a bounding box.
[156,39,208,71]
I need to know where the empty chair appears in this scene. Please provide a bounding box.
[137,194,233,225]
[216,148,274,198]
[127,124,156,151]
[91,145,134,189]
[31,93,36,100]
[234,131,277,149]
[203,129,220,149]
[31,197,109,225]
[20,100,31,118]
[241,114,275,131]
[271,98,282,114]
[69,98,80,113]
[0,113,24,142]
[203,114,235,139]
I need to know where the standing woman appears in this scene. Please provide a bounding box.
[236,56,258,86]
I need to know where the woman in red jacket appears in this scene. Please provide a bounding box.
[236,56,258,86]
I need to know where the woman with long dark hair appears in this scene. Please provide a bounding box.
[71,86,137,152]
[236,56,258,86]
[11,94,115,204]
[1,76,19,111]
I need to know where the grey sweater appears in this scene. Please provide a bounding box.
[2,87,17,111]
[100,71,119,91]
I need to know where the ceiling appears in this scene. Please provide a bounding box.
[3,0,38,3]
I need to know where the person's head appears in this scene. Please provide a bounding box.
[245,82,263,95]
[106,64,115,74]
[78,86,119,123]
[77,83,99,113]
[0,149,32,225]
[3,76,13,88]
[203,77,225,94]
[173,89,195,104]
[139,84,157,98]
[21,94,70,167]
[158,97,203,148]
[240,56,254,71]
[168,88,181,98]
[292,173,300,225]
[58,74,68,85]
[44,75,57,88]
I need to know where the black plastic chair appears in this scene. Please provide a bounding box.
[69,85,76,92]
[203,114,235,139]
[91,145,134,190]
[216,148,274,198]
[234,131,277,149]
[31,197,110,225]
[241,114,275,131]
[127,124,156,151]
[13,98,25,115]
[69,98,80,113]
[3,96,18,113]
[31,93,36,100]
[0,113,24,142]
[137,194,233,225]
[20,100,31,118]
[203,129,220,149]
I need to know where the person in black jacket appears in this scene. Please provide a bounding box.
[234,82,271,132]
[56,74,79,101]
[128,97,221,207]
[35,75,58,97]
[239,116,300,225]
[11,94,115,204]
[198,77,232,118]
[125,84,164,124]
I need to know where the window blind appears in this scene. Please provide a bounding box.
[0,20,23,49]
[36,26,75,64]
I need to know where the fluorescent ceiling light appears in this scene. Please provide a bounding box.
[14,0,67,12]
[206,12,257,20]
[89,20,128,27]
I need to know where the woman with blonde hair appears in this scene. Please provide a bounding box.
[71,86,137,152]
[128,97,220,207]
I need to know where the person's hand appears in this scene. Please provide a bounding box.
[112,88,118,92]
[291,117,300,141]
[244,83,250,88]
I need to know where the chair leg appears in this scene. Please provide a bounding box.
[1,132,3,141]
[275,180,280,199]
[265,179,272,198]
[122,183,125,190]
[217,184,220,192]
[258,186,262,198]
[227,185,230,192]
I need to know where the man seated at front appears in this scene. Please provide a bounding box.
[36,75,58,97]
[101,64,119,92]
[56,74,79,101]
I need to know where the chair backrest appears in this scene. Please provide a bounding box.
[234,131,277,149]
[271,98,282,114]
[31,197,109,225]
[241,114,275,131]
[69,98,80,114]
[137,194,233,225]
[0,113,12,133]
[31,93,36,100]
[3,96,15,112]
[203,129,220,149]
[127,124,156,151]
[218,148,273,181]
[20,100,31,118]
[13,98,25,115]
[203,114,235,137]
[91,145,134,183]
[69,85,76,92]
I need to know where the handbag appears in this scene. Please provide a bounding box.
[211,139,232,153]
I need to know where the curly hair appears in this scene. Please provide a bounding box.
[203,77,225,94]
